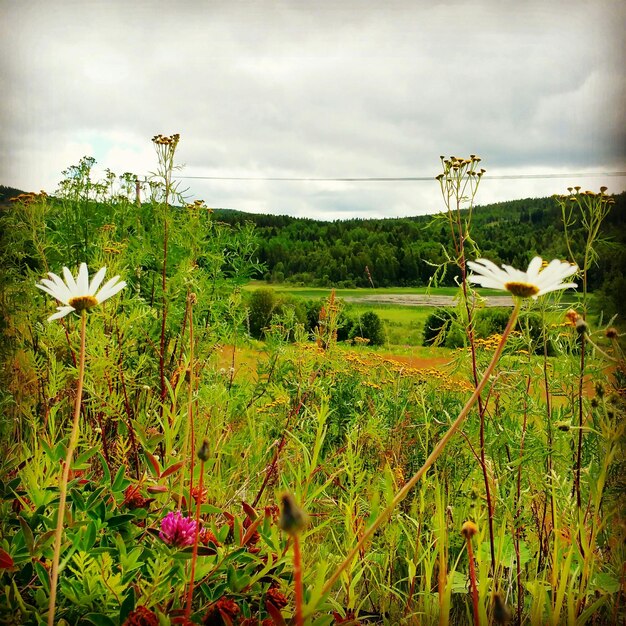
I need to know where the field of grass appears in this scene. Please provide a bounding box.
[246,280,473,299]
[1,147,623,626]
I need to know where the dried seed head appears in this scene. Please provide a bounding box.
[605,327,618,339]
[197,439,210,462]
[279,492,307,535]
[575,318,588,336]
[461,520,478,539]
[492,592,512,624]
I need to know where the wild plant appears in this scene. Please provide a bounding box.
[35,262,126,626]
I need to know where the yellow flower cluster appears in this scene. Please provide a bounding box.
[151,133,180,146]
[9,191,48,204]
[556,186,615,204]
[343,351,473,393]
[256,395,290,414]
[185,199,212,213]
[362,381,382,390]
[436,154,485,180]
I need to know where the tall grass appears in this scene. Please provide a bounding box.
[0,144,623,625]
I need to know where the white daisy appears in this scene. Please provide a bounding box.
[467,256,577,299]
[36,263,126,321]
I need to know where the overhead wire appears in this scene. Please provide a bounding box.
[173,171,626,182]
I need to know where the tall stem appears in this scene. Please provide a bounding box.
[466,536,480,626]
[315,301,521,605]
[185,456,205,619]
[574,333,586,509]
[48,310,87,626]
[293,533,304,626]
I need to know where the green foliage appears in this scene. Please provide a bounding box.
[351,311,385,345]
[211,193,625,309]
[0,148,623,625]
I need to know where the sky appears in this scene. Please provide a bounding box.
[2,0,625,220]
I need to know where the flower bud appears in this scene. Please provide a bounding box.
[279,493,307,535]
[575,318,588,336]
[197,439,210,462]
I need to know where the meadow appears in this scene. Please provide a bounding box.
[0,140,623,626]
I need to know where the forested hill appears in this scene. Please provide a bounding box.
[212,194,625,292]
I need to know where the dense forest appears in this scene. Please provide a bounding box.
[211,193,625,296]
[2,184,624,312]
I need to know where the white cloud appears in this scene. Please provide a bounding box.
[1,0,624,218]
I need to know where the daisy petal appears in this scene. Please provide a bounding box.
[76,263,89,294]
[89,266,107,295]
[62,267,78,293]
[96,277,126,303]
[48,306,75,321]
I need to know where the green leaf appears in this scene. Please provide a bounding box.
[227,564,238,592]
[82,521,97,551]
[119,587,136,624]
[73,446,99,468]
[83,613,116,626]
[106,514,135,529]
[34,560,50,593]
[111,465,129,492]
[96,452,111,486]
[70,487,86,511]
[18,517,35,556]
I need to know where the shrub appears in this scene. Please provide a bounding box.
[247,288,279,338]
[352,311,385,346]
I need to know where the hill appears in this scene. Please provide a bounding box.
[211,194,625,298]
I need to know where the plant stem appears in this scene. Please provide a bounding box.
[47,310,87,626]
[575,333,586,509]
[185,456,205,619]
[466,536,480,626]
[315,300,521,606]
[293,533,304,626]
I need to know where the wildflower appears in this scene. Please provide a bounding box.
[565,309,581,326]
[122,606,159,626]
[123,484,152,510]
[159,510,198,547]
[202,597,240,625]
[266,587,289,609]
[36,263,126,321]
[197,439,211,462]
[467,256,577,299]
[461,520,478,539]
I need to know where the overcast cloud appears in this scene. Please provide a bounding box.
[2,0,625,219]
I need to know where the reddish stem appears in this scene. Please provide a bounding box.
[466,537,480,625]
[293,533,304,626]
[185,457,205,619]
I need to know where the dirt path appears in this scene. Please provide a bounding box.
[344,294,514,307]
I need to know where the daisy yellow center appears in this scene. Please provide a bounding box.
[68,295,98,311]
[504,281,539,298]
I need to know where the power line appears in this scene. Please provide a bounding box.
[174,171,626,183]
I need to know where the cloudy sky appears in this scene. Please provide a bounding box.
[2,0,625,220]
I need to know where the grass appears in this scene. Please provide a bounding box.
[1,146,623,625]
